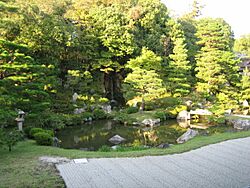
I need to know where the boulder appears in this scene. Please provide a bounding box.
[190,109,212,116]
[224,109,232,115]
[177,110,190,120]
[243,100,249,107]
[74,108,85,114]
[111,145,119,150]
[109,135,126,144]
[141,119,161,126]
[226,118,250,130]
[102,105,112,113]
[177,120,190,128]
[157,143,170,149]
[176,129,198,144]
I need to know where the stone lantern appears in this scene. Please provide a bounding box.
[15,110,25,131]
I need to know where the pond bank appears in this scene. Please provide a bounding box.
[2,130,250,187]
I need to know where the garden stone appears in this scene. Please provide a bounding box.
[224,109,232,115]
[190,109,212,116]
[177,120,190,128]
[72,93,79,103]
[39,156,71,166]
[226,118,250,130]
[157,143,170,149]
[141,119,161,126]
[102,105,112,113]
[243,100,249,107]
[177,110,190,120]
[109,135,126,144]
[176,128,198,144]
[111,145,119,150]
[74,108,85,114]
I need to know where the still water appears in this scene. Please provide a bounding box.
[56,120,188,150]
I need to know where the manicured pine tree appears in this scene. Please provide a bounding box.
[123,48,165,110]
[166,20,192,97]
[195,18,239,96]
[241,67,250,103]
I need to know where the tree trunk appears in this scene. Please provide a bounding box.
[140,97,145,111]
[103,71,125,105]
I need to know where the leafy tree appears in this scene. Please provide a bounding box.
[0,129,23,151]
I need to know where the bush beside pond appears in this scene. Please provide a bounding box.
[34,132,53,146]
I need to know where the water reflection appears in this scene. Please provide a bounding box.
[56,120,187,150]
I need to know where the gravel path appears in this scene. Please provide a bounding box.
[56,137,250,188]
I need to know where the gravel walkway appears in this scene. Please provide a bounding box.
[56,137,250,188]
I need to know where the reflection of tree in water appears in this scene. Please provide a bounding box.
[57,120,187,149]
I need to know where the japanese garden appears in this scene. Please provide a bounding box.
[1,0,250,187]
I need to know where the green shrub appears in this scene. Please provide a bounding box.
[29,128,54,139]
[125,107,138,114]
[165,105,187,118]
[0,129,23,151]
[154,111,167,121]
[23,126,33,137]
[114,112,136,125]
[81,112,93,120]
[98,145,112,152]
[34,132,53,146]
[29,128,44,138]
[93,109,106,119]
[98,97,109,104]
[26,112,65,129]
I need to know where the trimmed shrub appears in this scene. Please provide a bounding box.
[98,145,111,152]
[29,128,44,138]
[34,132,53,146]
[29,128,54,139]
[125,107,138,114]
[93,109,106,119]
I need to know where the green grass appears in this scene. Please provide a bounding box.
[1,130,250,187]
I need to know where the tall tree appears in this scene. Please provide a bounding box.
[241,67,250,103]
[195,18,239,96]
[234,34,250,57]
[123,48,165,110]
[166,20,192,97]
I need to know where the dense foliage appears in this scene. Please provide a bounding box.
[0,0,249,129]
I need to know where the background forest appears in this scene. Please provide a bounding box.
[1,0,250,129]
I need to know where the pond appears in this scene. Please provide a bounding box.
[56,120,188,151]
[56,119,235,151]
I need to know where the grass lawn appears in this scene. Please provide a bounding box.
[1,130,250,187]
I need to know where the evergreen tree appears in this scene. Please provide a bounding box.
[123,49,165,110]
[123,68,165,111]
[166,20,192,97]
[234,34,250,57]
[195,18,239,96]
[241,67,250,103]
[0,40,52,126]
